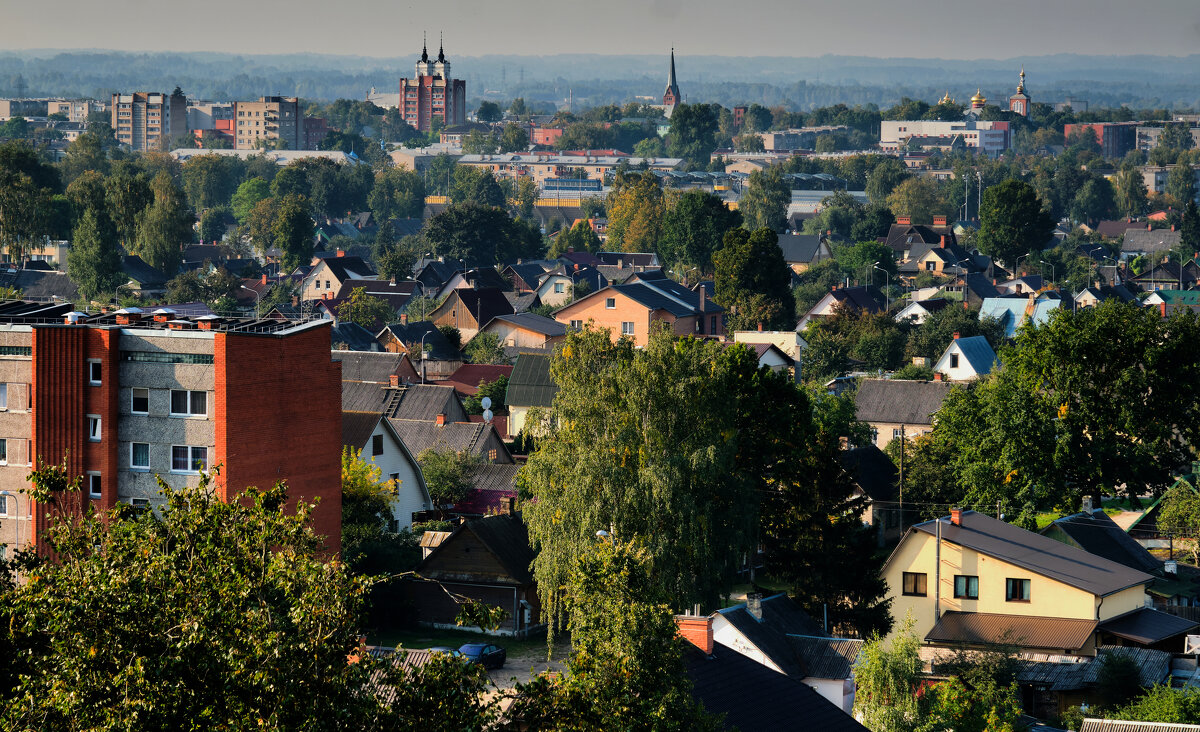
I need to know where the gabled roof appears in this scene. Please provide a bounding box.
[777,235,824,264]
[487,313,567,338]
[1077,284,1137,304]
[121,255,168,287]
[786,636,863,680]
[503,291,541,313]
[330,322,384,351]
[454,463,521,515]
[884,223,957,252]
[826,285,886,315]
[420,512,534,585]
[0,270,78,301]
[715,594,826,678]
[442,364,513,396]
[608,278,722,317]
[1044,509,1161,575]
[434,287,515,329]
[684,643,867,732]
[333,351,414,384]
[855,379,954,426]
[597,251,659,267]
[1098,607,1200,645]
[909,511,1153,597]
[387,418,507,461]
[944,335,997,376]
[504,263,551,291]
[979,296,1061,338]
[377,320,460,361]
[342,381,393,413]
[557,250,603,267]
[1093,219,1145,239]
[1123,228,1181,254]
[343,410,383,450]
[506,353,556,408]
[838,445,897,502]
[999,274,1044,291]
[317,254,375,282]
[961,272,1001,299]
[390,384,462,421]
[413,260,462,289]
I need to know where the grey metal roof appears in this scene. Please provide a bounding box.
[913,511,1154,597]
[1013,646,1170,693]
[947,335,997,376]
[505,353,556,409]
[342,381,392,413]
[388,418,496,458]
[1044,510,1161,574]
[855,379,954,426]
[715,594,826,678]
[926,610,1098,650]
[777,235,823,264]
[786,635,863,680]
[391,385,463,422]
[1123,228,1181,254]
[1098,607,1200,645]
[419,512,534,585]
[488,313,567,337]
[342,410,381,450]
[332,351,409,383]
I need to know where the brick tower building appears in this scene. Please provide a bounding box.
[662,48,681,114]
[399,35,467,132]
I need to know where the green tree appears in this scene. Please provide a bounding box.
[739,165,790,233]
[463,332,507,365]
[272,193,316,272]
[1070,177,1116,226]
[104,168,153,249]
[463,375,509,414]
[231,177,271,224]
[1114,166,1148,218]
[337,287,396,329]
[866,157,910,206]
[904,304,1005,362]
[886,177,951,226]
[0,169,54,262]
[66,207,123,302]
[605,171,665,253]
[368,166,426,222]
[498,123,528,153]
[976,179,1055,266]
[199,205,231,245]
[713,227,796,331]
[0,463,378,731]
[1111,685,1200,724]
[548,220,603,258]
[476,101,502,123]
[1157,482,1200,563]
[667,103,720,169]
[376,240,418,282]
[854,616,924,732]
[1158,122,1196,154]
[660,189,743,271]
[180,152,245,212]
[1180,200,1200,261]
[423,203,541,264]
[1166,164,1197,206]
[417,449,478,506]
[134,171,193,275]
[460,129,499,155]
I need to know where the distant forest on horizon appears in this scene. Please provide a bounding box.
[2,49,1198,112]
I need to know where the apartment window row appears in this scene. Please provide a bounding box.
[903,572,1031,602]
[122,351,214,365]
[0,438,32,466]
[126,388,208,417]
[0,346,31,357]
[128,442,209,474]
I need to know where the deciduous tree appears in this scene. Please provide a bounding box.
[976,179,1054,266]
[66,207,123,302]
[659,189,742,272]
[134,171,193,275]
[712,227,795,331]
[739,165,790,233]
[605,171,665,253]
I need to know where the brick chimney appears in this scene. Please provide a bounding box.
[940,235,947,248]
[675,614,714,656]
[261,273,268,285]
[952,331,960,339]
[436,413,446,426]
[1172,225,1177,232]
[950,508,962,525]
[1081,496,1093,514]
[897,216,911,225]
[336,249,345,257]
[400,313,408,325]
[934,372,943,381]
[389,374,399,388]
[746,592,763,621]
[757,322,763,332]
[933,215,948,226]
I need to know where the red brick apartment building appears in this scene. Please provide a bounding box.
[0,304,342,555]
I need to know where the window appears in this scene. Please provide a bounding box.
[569,320,583,330]
[1006,578,1030,602]
[371,434,384,456]
[87,472,101,498]
[711,315,718,334]
[0,383,7,410]
[0,494,7,515]
[950,354,959,369]
[172,445,209,473]
[954,575,979,599]
[87,415,101,441]
[925,261,936,271]
[131,443,150,470]
[893,428,903,439]
[123,351,213,365]
[170,390,207,417]
[621,322,635,336]
[902,572,927,596]
[325,280,331,289]
[605,297,616,309]
[131,388,149,414]
[554,282,565,293]
[88,360,102,385]
[488,448,498,461]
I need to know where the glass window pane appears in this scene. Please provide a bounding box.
[132,443,150,468]
[172,446,189,471]
[0,439,6,462]
[132,388,149,413]
[191,447,208,471]
[0,383,8,410]
[190,391,206,416]
[171,390,188,414]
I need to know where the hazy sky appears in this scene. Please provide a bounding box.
[6,0,1200,58]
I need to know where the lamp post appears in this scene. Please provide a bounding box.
[239,285,262,320]
[418,332,429,384]
[1014,252,1032,279]
[873,262,890,312]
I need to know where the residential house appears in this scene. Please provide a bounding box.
[330,322,386,352]
[1075,283,1138,308]
[1042,505,1200,610]
[1092,219,1145,241]
[893,298,951,325]
[1122,228,1181,260]
[333,351,420,389]
[711,593,862,714]
[535,265,608,307]
[933,334,997,381]
[678,613,868,731]
[506,353,556,437]
[439,364,513,399]
[0,269,79,303]
[979,295,1062,339]
[301,253,376,301]
[478,313,567,350]
[778,234,833,274]
[797,285,887,331]
[883,217,958,260]
[429,287,515,342]
[854,378,954,450]
[413,259,463,296]
[1133,260,1200,292]
[375,318,463,380]
[342,411,431,530]
[502,263,553,293]
[120,256,169,297]
[937,272,1002,308]
[452,463,520,517]
[723,342,795,380]
[409,512,542,637]
[884,510,1198,656]
[433,267,513,302]
[388,417,512,466]
[996,275,1044,295]
[553,278,723,347]
[596,251,659,268]
[732,329,807,364]
[839,444,901,545]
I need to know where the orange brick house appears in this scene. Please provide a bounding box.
[552,275,723,346]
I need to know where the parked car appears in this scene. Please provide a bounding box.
[458,642,506,669]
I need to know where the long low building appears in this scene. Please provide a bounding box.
[457,152,681,188]
[170,148,363,166]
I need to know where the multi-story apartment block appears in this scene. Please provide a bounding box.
[880,119,1011,156]
[112,90,188,151]
[0,303,342,555]
[187,101,235,131]
[399,39,466,132]
[234,96,302,151]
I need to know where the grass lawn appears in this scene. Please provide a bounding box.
[367,625,557,658]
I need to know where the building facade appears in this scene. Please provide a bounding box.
[112,90,188,151]
[0,308,342,554]
[880,119,1010,156]
[399,39,467,133]
[234,96,302,150]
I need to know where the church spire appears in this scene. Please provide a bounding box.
[421,32,429,63]
[668,48,677,89]
[437,31,445,63]
[663,48,681,109]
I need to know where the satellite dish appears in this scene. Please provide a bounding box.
[481,397,492,410]
[482,408,493,422]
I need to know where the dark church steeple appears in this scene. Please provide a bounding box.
[663,48,681,110]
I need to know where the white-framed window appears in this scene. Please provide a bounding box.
[554,282,565,293]
[0,382,7,410]
[130,442,150,470]
[131,388,149,414]
[569,320,582,330]
[172,445,208,473]
[605,297,616,309]
[87,415,101,441]
[87,360,102,385]
[0,493,7,515]
[87,472,102,498]
[170,390,207,417]
[621,322,635,336]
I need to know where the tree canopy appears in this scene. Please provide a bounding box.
[712,227,796,331]
[976,179,1054,266]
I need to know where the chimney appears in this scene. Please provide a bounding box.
[389,374,399,388]
[746,592,763,621]
[336,248,345,257]
[952,331,960,339]
[566,246,575,254]
[950,508,962,525]
[897,216,911,225]
[400,313,408,325]
[573,263,579,271]
[757,322,763,332]
[504,495,517,514]
[436,413,446,426]
[934,372,943,381]
[939,235,947,248]
[933,215,948,226]
[675,614,714,656]
[1166,559,1179,576]
[699,295,706,313]
[1161,302,1167,317]
[1172,225,1177,232]
[1081,496,1093,514]
[261,273,268,285]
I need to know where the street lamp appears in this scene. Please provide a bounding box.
[239,285,262,320]
[872,262,890,312]
[417,332,430,384]
[1014,252,1033,279]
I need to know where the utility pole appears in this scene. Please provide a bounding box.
[898,425,905,529]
